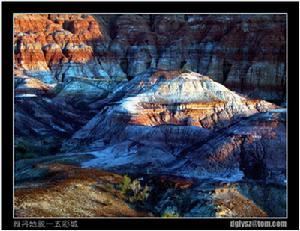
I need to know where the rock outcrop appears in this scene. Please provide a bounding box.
[14,94,97,160]
[14,14,286,101]
[60,70,284,187]
[213,184,267,217]
[105,14,286,101]
[14,14,127,86]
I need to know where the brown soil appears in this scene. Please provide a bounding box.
[14,163,151,217]
[213,185,267,217]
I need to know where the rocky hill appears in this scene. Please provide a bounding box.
[14,14,286,101]
[61,70,284,185]
[13,14,286,218]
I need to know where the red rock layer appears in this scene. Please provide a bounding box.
[14,14,286,101]
[140,100,275,126]
[129,101,227,127]
[14,14,105,72]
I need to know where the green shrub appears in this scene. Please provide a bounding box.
[161,211,180,218]
[128,184,150,203]
[120,175,150,203]
[161,206,180,218]
[120,175,132,194]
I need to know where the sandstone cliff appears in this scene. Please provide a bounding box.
[14,14,286,101]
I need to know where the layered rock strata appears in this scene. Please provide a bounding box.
[14,14,286,101]
[14,14,126,85]
[60,70,284,187]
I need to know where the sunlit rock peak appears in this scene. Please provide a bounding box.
[111,70,275,127]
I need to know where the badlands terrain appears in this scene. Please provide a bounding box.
[14,14,286,217]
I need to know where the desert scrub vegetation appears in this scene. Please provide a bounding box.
[120,175,151,203]
[161,206,181,217]
[161,212,180,218]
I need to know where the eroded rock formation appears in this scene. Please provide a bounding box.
[13,14,287,218]
[14,14,126,85]
[14,14,286,101]
[59,70,285,188]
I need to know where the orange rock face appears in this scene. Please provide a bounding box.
[129,101,227,127]
[43,43,65,65]
[14,14,105,73]
[13,14,286,101]
[14,14,49,33]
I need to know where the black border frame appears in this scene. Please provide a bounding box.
[1,1,299,230]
